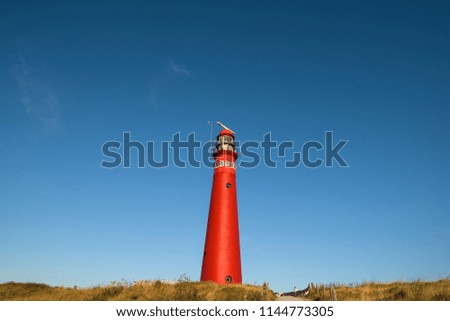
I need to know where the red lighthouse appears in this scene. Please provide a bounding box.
[201,122,242,284]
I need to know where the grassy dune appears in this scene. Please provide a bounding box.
[306,279,450,301]
[0,280,275,301]
[1,279,448,301]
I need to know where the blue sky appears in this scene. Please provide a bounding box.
[0,1,449,291]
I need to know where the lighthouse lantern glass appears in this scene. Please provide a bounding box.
[217,135,235,152]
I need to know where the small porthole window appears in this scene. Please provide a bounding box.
[226,183,231,189]
[225,275,232,283]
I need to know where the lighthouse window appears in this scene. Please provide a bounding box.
[219,135,233,144]
[220,161,224,167]
[226,183,231,188]
[225,275,232,283]
[224,143,234,151]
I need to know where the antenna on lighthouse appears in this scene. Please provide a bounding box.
[207,120,214,155]
[207,120,213,142]
[217,121,235,134]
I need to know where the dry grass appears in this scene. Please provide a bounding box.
[306,279,450,301]
[0,279,276,301]
[2,278,448,301]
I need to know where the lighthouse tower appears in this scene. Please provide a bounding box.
[201,122,242,284]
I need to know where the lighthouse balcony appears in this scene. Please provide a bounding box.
[213,160,237,169]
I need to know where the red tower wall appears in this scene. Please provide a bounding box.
[200,130,242,284]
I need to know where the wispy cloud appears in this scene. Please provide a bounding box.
[149,60,193,107]
[168,61,192,76]
[10,58,62,131]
